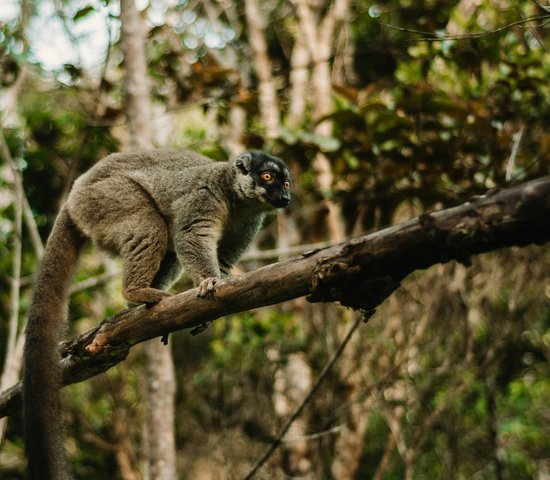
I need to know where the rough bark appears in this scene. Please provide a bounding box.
[120,1,177,478]
[0,176,549,417]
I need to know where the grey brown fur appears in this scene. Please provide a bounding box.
[23,149,291,479]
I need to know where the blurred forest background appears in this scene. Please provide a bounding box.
[1,0,550,478]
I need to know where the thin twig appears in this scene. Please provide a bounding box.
[506,126,525,182]
[522,4,549,52]
[0,130,24,445]
[378,14,550,42]
[0,128,44,259]
[0,130,23,361]
[281,424,344,444]
[508,144,550,183]
[243,310,373,480]
[7,163,23,360]
[69,271,121,295]
[22,192,44,259]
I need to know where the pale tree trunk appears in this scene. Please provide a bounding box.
[202,0,247,156]
[226,100,247,157]
[244,0,280,140]
[331,307,402,479]
[121,0,153,150]
[293,0,349,242]
[331,14,357,86]
[244,0,301,268]
[272,352,314,477]
[143,339,177,480]
[288,29,310,127]
[329,330,370,480]
[0,133,23,445]
[119,1,177,478]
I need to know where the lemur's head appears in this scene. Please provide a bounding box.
[232,152,292,208]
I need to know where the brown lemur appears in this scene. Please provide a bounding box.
[23,149,292,479]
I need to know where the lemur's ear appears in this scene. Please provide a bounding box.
[233,152,253,174]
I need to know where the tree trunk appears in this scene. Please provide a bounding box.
[273,353,314,476]
[0,133,23,445]
[226,100,247,156]
[293,0,349,242]
[330,323,369,480]
[244,0,280,140]
[143,339,177,480]
[120,0,152,150]
[288,29,310,127]
[119,1,177,478]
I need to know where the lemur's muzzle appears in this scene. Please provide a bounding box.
[275,194,291,208]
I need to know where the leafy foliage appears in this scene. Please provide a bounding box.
[0,0,549,478]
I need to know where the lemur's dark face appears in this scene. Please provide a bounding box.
[233,151,292,208]
[249,152,292,208]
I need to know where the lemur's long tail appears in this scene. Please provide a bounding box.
[23,206,85,480]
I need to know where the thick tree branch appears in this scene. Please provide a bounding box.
[1,176,549,417]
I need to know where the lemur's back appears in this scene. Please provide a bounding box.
[67,149,230,224]
[75,149,214,183]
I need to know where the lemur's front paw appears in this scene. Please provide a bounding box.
[197,277,220,298]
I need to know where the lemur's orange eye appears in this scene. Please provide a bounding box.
[261,172,272,182]
[284,181,290,189]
